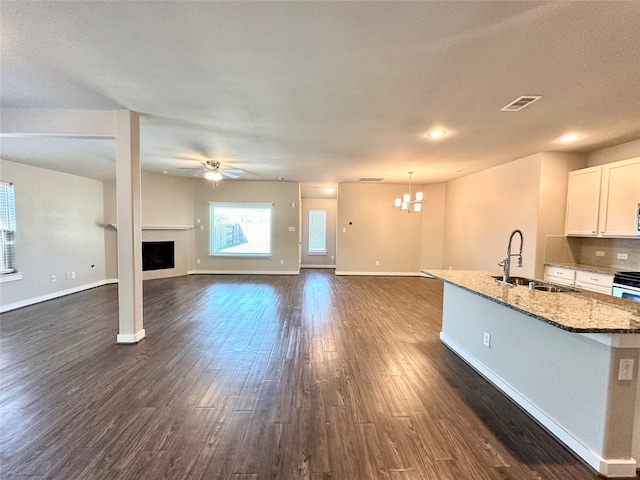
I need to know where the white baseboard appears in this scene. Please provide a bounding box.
[439,332,637,478]
[187,269,300,275]
[334,271,421,276]
[116,329,146,344]
[0,279,117,313]
[300,264,336,269]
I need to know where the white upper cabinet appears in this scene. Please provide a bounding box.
[599,157,640,236]
[566,157,640,237]
[565,166,602,236]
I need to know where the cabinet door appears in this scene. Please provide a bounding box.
[565,166,602,236]
[544,266,576,286]
[599,157,640,236]
[575,270,613,295]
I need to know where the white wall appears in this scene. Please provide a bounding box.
[442,152,588,278]
[103,171,197,280]
[420,182,446,270]
[192,180,301,273]
[535,152,588,278]
[301,198,337,268]
[0,159,106,310]
[588,139,640,167]
[336,183,422,275]
[442,154,542,277]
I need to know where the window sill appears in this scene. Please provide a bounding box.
[0,272,22,283]
[208,254,273,259]
[307,251,327,256]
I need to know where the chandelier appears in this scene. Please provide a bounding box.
[394,171,423,213]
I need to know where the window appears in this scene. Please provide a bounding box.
[210,203,272,257]
[308,209,326,255]
[0,181,17,274]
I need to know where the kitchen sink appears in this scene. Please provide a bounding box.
[492,276,533,286]
[491,275,578,293]
[533,285,575,293]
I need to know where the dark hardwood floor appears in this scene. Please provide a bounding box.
[0,269,631,479]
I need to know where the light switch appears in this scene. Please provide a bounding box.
[288,226,295,232]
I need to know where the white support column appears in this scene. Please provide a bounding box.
[115,110,145,343]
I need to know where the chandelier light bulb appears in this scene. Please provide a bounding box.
[393,171,424,213]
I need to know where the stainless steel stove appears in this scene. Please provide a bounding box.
[612,271,640,303]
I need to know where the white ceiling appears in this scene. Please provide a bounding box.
[1,1,639,189]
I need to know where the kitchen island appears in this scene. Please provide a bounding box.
[423,269,640,478]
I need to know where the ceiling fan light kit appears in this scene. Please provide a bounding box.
[177,160,245,185]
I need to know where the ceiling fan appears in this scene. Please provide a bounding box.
[178,160,244,181]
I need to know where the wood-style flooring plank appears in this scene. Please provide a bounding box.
[0,270,625,480]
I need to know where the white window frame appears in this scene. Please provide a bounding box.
[307,208,327,255]
[0,181,17,276]
[209,202,273,258]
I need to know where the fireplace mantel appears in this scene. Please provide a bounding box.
[107,224,194,230]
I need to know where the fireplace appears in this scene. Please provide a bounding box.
[142,241,175,271]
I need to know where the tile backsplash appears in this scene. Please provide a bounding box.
[545,235,640,270]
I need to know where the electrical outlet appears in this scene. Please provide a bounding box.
[483,332,491,347]
[71,272,75,278]
[617,253,628,260]
[375,260,380,266]
[331,255,334,260]
[51,275,56,282]
[288,226,295,232]
[66,272,71,279]
[280,260,284,265]
[619,359,634,381]
[197,259,201,264]
[200,225,204,231]
[595,251,605,257]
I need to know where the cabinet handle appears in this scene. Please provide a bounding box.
[590,277,599,282]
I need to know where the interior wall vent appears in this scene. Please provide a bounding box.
[500,95,542,112]
[358,177,384,182]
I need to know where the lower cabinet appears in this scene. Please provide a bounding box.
[544,265,614,295]
[574,270,613,295]
[544,266,576,286]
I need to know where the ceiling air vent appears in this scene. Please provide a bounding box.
[358,177,384,182]
[500,95,542,112]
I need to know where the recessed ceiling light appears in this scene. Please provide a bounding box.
[426,130,446,138]
[325,187,334,194]
[560,134,581,143]
[162,170,168,174]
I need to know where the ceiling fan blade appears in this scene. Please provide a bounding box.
[220,171,239,179]
[223,168,245,174]
[177,167,204,170]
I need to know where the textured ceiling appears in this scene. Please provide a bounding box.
[1,1,639,188]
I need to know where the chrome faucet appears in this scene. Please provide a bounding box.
[498,229,523,284]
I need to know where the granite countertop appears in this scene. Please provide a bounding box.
[422,269,640,334]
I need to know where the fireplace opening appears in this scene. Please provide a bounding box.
[142,241,175,271]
